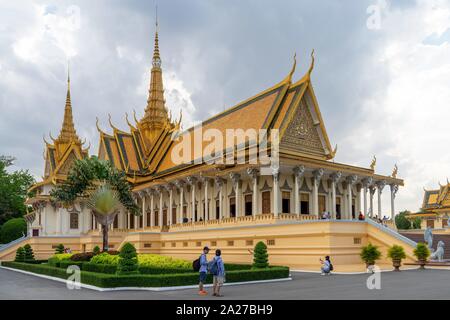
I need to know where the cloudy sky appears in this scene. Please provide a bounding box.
[1,0,450,213]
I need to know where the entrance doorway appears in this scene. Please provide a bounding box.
[229,197,236,217]
[300,193,309,214]
[245,194,252,216]
[282,191,291,213]
[262,191,271,214]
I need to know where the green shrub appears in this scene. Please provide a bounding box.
[117,242,139,275]
[55,244,65,254]
[70,252,95,262]
[395,211,411,230]
[15,247,25,262]
[90,252,120,265]
[82,262,117,274]
[48,253,73,267]
[0,218,26,244]
[414,242,430,261]
[387,245,406,261]
[2,261,289,288]
[224,263,252,271]
[413,217,422,229]
[59,260,84,269]
[360,243,382,265]
[253,241,269,268]
[93,246,101,255]
[137,254,191,269]
[23,244,35,261]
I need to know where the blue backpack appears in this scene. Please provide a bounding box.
[209,259,219,276]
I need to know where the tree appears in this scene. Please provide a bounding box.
[15,246,25,262]
[395,210,411,230]
[413,217,422,229]
[117,242,139,275]
[0,217,26,244]
[55,244,65,254]
[253,241,269,268]
[0,156,35,226]
[23,244,35,261]
[51,156,139,252]
[93,246,101,255]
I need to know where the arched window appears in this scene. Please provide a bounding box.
[70,212,79,229]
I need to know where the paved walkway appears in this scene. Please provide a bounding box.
[1,267,450,300]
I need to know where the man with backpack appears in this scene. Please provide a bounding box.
[209,249,226,297]
[194,246,210,295]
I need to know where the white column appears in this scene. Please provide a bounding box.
[168,186,173,225]
[362,178,370,217]
[312,169,324,217]
[177,181,185,223]
[390,184,398,220]
[293,166,305,215]
[158,187,163,226]
[187,177,197,221]
[80,209,86,233]
[127,212,130,229]
[247,168,260,216]
[272,170,280,217]
[142,192,147,229]
[356,185,362,217]
[346,175,357,220]
[230,173,242,217]
[330,172,341,219]
[203,178,209,221]
[369,186,375,218]
[215,177,224,220]
[377,181,386,218]
[56,207,62,234]
[179,185,184,223]
[150,191,155,227]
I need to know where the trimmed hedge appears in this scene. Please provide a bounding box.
[2,261,289,288]
[62,262,251,275]
[59,260,84,269]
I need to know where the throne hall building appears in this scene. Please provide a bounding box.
[0,21,418,271]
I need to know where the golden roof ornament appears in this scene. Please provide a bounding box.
[307,49,315,77]
[370,155,376,170]
[138,11,175,147]
[56,66,80,144]
[391,164,398,178]
[330,144,338,158]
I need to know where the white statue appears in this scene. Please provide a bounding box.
[430,241,445,262]
[424,227,433,250]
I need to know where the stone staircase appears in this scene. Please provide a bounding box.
[400,232,450,260]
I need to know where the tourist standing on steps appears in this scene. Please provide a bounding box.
[198,246,210,295]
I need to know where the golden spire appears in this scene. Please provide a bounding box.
[57,65,80,143]
[138,9,171,146]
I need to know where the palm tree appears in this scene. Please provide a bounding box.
[85,183,121,251]
[51,156,139,251]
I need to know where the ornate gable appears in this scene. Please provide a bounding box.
[280,92,325,155]
[279,84,332,159]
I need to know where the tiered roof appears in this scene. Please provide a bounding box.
[32,70,88,191]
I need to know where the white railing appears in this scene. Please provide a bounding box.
[0,235,29,252]
[367,218,417,247]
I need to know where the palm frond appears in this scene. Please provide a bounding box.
[85,183,121,216]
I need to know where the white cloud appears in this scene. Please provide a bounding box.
[345,0,450,213]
